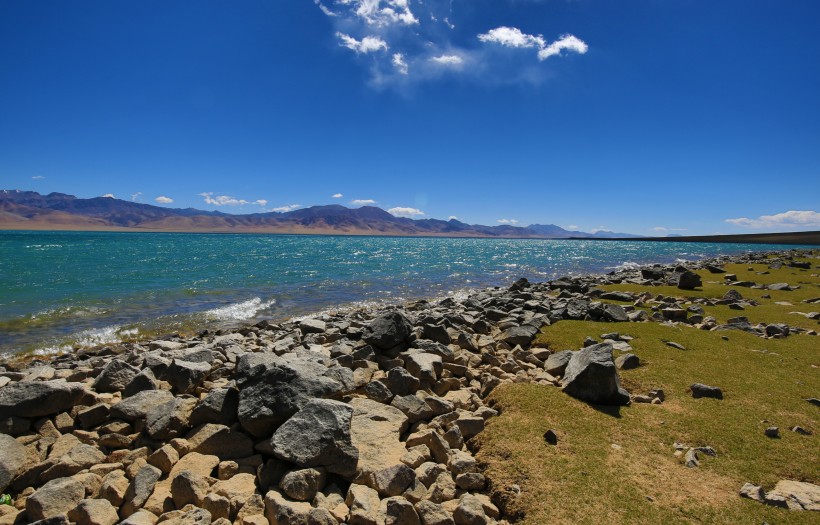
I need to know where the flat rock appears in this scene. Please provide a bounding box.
[26,477,85,521]
[93,359,140,393]
[110,390,175,421]
[766,480,820,511]
[350,398,409,488]
[0,380,88,418]
[186,423,254,460]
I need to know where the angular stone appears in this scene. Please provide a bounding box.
[26,477,85,521]
[67,498,119,525]
[164,359,210,395]
[373,464,416,497]
[93,359,140,393]
[404,353,443,385]
[110,390,175,421]
[236,354,345,437]
[270,399,358,478]
[187,423,254,460]
[189,387,239,427]
[562,343,630,406]
[350,398,410,487]
[41,444,106,481]
[121,464,162,518]
[677,271,702,290]
[0,433,27,493]
[453,494,489,525]
[0,380,87,418]
[279,468,326,501]
[544,350,572,377]
[415,500,454,525]
[265,489,312,525]
[614,353,640,370]
[766,480,820,511]
[362,312,413,350]
[123,368,159,398]
[346,484,381,525]
[380,496,420,525]
[145,396,196,440]
[171,470,208,508]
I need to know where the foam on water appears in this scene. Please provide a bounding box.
[204,297,276,321]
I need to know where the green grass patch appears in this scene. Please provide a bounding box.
[475,256,820,524]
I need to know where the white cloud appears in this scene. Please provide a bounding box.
[155,196,174,204]
[337,32,389,54]
[351,199,377,206]
[448,215,459,221]
[651,226,687,232]
[479,26,587,62]
[430,54,463,66]
[392,53,408,75]
[271,203,301,212]
[497,218,519,225]
[538,34,589,60]
[567,224,579,230]
[131,192,143,202]
[315,1,337,17]
[102,193,115,198]
[478,26,545,49]
[338,0,418,27]
[725,210,820,230]
[198,192,262,206]
[332,193,343,199]
[388,206,425,218]
[31,175,45,180]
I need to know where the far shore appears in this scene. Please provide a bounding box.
[2,224,819,245]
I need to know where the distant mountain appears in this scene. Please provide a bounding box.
[0,190,642,239]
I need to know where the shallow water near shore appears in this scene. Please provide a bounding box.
[0,230,810,355]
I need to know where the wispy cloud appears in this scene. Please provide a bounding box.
[651,226,688,232]
[332,193,344,199]
[337,32,388,54]
[392,53,408,75]
[388,206,425,218]
[102,193,115,198]
[131,192,143,202]
[497,218,518,225]
[31,175,45,180]
[725,210,820,230]
[448,215,459,221]
[538,34,589,60]
[155,196,173,204]
[339,0,418,27]
[271,203,301,212]
[567,224,579,230]
[430,54,463,66]
[351,199,377,206]
[314,0,337,17]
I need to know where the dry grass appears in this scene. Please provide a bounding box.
[475,255,820,524]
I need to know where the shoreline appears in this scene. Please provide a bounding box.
[0,248,816,524]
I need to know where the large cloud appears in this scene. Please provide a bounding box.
[388,206,425,217]
[725,210,820,230]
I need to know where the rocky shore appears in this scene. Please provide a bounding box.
[0,249,817,525]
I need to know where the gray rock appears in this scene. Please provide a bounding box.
[67,498,119,525]
[93,359,140,393]
[739,482,764,502]
[562,343,630,406]
[373,464,416,497]
[384,367,421,397]
[279,467,326,501]
[0,380,87,418]
[453,494,490,525]
[415,500,454,525]
[768,282,792,291]
[164,359,210,394]
[422,324,451,345]
[380,496,420,525]
[565,299,590,320]
[145,396,196,440]
[186,423,254,460]
[614,353,640,370]
[300,318,327,334]
[110,389,175,421]
[404,352,443,385]
[544,350,573,377]
[499,325,538,347]
[765,479,820,511]
[122,368,159,398]
[0,433,27,493]
[723,289,743,302]
[26,477,85,521]
[269,399,358,477]
[362,312,413,350]
[364,380,394,404]
[121,464,162,518]
[602,304,629,322]
[677,271,702,290]
[236,353,345,437]
[171,470,208,508]
[265,488,312,525]
[690,383,723,399]
[189,387,239,427]
[346,483,381,525]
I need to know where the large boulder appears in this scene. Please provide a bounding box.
[189,387,239,427]
[677,271,702,290]
[0,434,27,493]
[0,380,87,418]
[499,325,539,347]
[110,390,175,421]
[765,480,820,511]
[269,399,358,478]
[93,359,140,393]
[26,477,85,521]
[236,354,345,437]
[362,312,413,350]
[562,344,630,406]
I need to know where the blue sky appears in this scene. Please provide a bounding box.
[1,0,818,235]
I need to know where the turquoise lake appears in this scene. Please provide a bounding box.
[0,231,808,355]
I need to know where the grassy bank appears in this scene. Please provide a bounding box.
[475,254,819,524]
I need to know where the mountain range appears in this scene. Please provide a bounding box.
[0,190,641,238]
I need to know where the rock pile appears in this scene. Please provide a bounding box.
[0,249,816,524]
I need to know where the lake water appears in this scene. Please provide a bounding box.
[0,231,806,355]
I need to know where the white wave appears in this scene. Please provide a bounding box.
[205,297,276,321]
[607,261,641,271]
